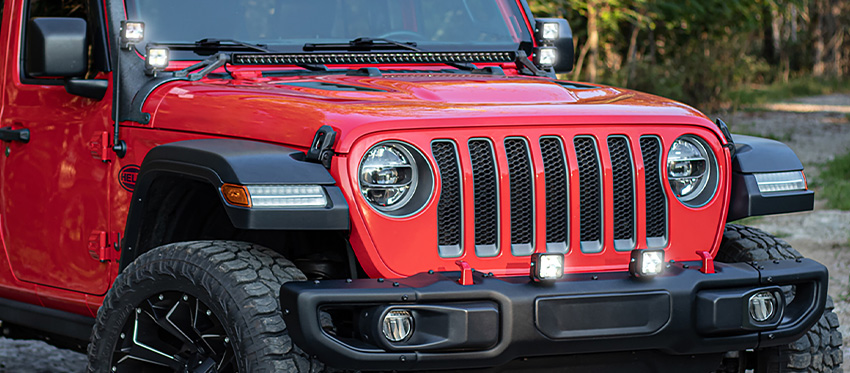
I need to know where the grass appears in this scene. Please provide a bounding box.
[820,150,850,211]
[727,77,850,107]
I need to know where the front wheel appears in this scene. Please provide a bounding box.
[716,225,843,372]
[86,241,326,372]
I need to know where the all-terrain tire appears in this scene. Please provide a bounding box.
[717,224,843,373]
[87,241,327,372]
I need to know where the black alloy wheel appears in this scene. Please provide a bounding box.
[110,291,235,372]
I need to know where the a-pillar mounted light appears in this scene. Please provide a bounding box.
[120,21,144,49]
[145,45,171,75]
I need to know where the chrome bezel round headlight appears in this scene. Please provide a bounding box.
[666,136,719,207]
[358,141,434,217]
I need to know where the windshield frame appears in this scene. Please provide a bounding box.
[123,0,535,60]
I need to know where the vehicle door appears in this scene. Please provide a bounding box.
[0,0,115,295]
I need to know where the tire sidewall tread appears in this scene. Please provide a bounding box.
[87,240,326,373]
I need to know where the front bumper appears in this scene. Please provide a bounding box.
[280,259,827,371]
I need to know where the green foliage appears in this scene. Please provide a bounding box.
[821,151,850,211]
[527,0,849,109]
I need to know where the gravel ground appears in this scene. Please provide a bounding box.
[2,94,849,372]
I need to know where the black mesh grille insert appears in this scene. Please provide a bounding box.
[505,139,533,246]
[608,137,635,242]
[469,140,499,247]
[574,137,602,243]
[540,138,568,245]
[432,142,462,248]
[641,137,666,239]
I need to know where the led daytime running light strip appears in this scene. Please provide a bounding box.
[244,185,328,208]
[753,171,806,193]
[232,51,516,66]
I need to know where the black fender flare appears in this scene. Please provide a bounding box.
[121,139,349,269]
[727,134,814,221]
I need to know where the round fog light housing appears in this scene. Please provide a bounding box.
[749,291,778,322]
[382,310,414,342]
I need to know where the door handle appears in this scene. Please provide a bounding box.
[0,127,30,143]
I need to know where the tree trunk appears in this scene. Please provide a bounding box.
[625,23,640,86]
[573,38,591,81]
[812,0,826,76]
[587,0,599,82]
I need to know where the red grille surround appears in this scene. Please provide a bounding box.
[341,124,731,278]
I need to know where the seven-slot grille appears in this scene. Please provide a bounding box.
[432,135,667,258]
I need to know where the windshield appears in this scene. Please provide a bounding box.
[124,0,532,56]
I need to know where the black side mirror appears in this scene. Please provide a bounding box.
[534,18,574,74]
[26,18,88,77]
[26,18,107,100]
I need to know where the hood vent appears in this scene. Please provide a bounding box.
[276,81,386,92]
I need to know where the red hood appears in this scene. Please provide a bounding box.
[142,73,718,152]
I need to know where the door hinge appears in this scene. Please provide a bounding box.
[88,231,121,262]
[89,131,112,162]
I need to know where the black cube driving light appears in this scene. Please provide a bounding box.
[145,45,170,73]
[120,21,144,49]
[531,253,565,282]
[629,249,665,278]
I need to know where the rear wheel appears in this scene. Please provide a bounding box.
[87,241,326,372]
[716,224,843,372]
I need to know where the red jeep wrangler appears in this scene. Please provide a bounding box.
[0,0,840,372]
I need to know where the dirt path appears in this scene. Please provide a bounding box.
[1,94,849,372]
[723,94,850,364]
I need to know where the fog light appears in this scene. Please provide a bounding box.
[382,310,414,342]
[629,249,665,278]
[749,291,778,322]
[531,253,565,282]
[146,47,170,70]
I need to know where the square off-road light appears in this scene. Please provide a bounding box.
[540,22,560,42]
[145,46,170,70]
[535,47,558,68]
[121,21,145,46]
[530,253,565,282]
[629,249,665,278]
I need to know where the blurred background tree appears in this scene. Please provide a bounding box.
[529,0,850,110]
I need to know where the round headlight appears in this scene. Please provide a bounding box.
[359,141,433,216]
[666,136,718,206]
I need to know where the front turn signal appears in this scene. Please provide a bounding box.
[221,184,251,207]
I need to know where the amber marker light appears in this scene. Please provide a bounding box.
[221,184,251,207]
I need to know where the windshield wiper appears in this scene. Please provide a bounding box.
[191,39,326,71]
[303,37,480,72]
[194,38,273,53]
[304,37,419,52]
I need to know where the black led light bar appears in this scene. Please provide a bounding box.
[231,51,516,66]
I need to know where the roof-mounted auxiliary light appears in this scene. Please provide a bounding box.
[530,253,565,282]
[120,21,145,49]
[629,249,666,279]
